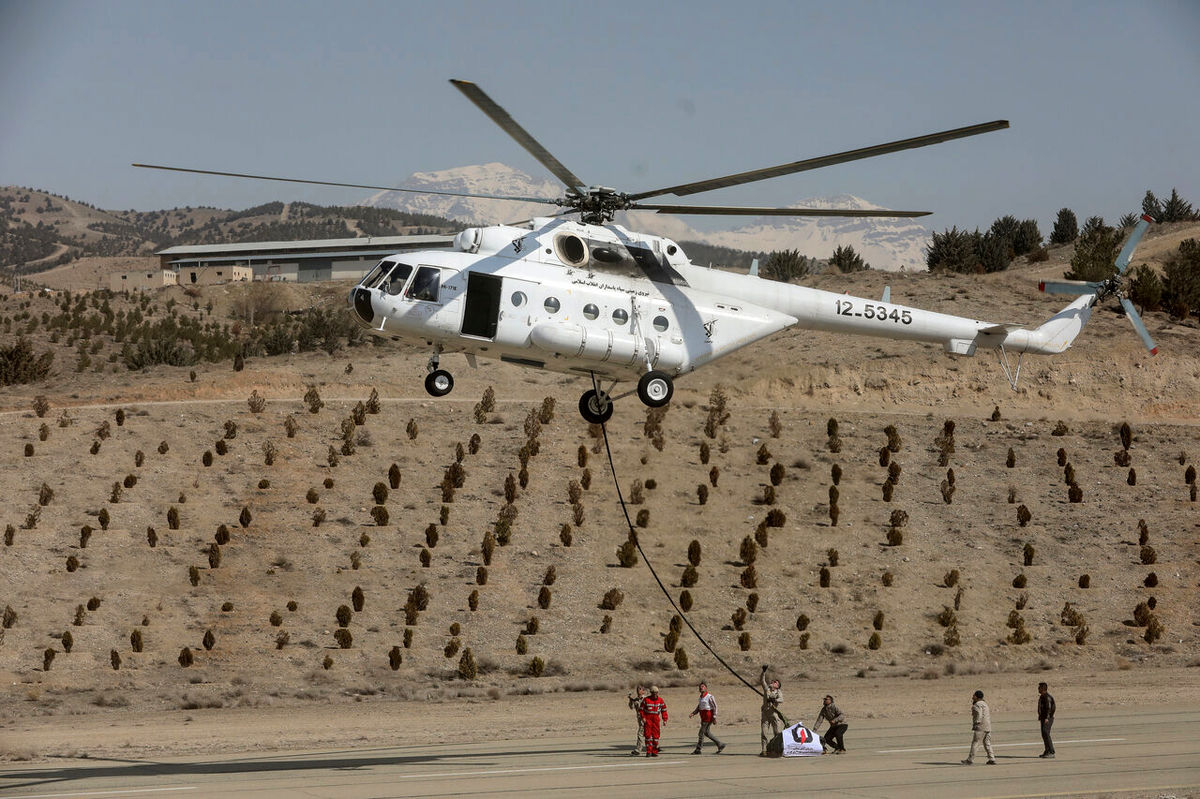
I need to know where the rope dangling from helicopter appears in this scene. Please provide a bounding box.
[590,372,764,699]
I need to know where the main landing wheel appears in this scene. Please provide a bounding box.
[424,369,454,397]
[636,370,674,408]
[578,389,614,424]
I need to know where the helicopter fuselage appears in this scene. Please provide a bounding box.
[348,216,1089,399]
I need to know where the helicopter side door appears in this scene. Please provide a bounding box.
[460,272,502,339]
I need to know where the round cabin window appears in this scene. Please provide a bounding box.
[583,303,599,320]
[544,297,561,314]
[652,315,670,332]
[612,308,629,325]
[511,291,526,307]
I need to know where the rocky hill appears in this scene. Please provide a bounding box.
[0,187,460,274]
[1,238,1197,718]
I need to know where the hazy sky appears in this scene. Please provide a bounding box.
[2,0,1197,236]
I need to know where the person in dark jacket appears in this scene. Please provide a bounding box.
[1038,682,1056,758]
[813,694,848,753]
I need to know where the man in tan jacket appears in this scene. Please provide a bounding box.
[962,689,996,765]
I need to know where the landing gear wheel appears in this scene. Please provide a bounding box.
[636,370,674,407]
[578,389,614,424]
[424,369,454,397]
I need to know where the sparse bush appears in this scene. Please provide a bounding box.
[1023,542,1035,566]
[819,567,831,587]
[881,571,893,587]
[944,626,961,647]
[882,480,894,502]
[1140,545,1157,564]
[873,611,885,630]
[1144,572,1158,588]
[202,629,215,650]
[239,506,252,527]
[476,566,488,585]
[178,647,194,667]
[799,632,810,649]
[1078,574,1090,588]
[740,535,758,565]
[1186,465,1196,485]
[696,484,708,505]
[406,418,418,440]
[1144,615,1164,644]
[1057,448,1067,467]
[1052,421,1069,436]
[868,632,882,650]
[617,537,638,568]
[64,554,80,572]
[944,569,960,588]
[740,565,757,589]
[167,506,180,530]
[664,628,679,652]
[1013,573,1027,589]
[528,656,545,677]
[600,615,612,634]
[284,415,298,438]
[680,564,698,587]
[537,586,552,609]
[304,385,323,414]
[679,590,693,612]
[1127,468,1137,486]
[766,509,786,527]
[600,588,624,610]
[738,631,752,651]
[885,424,902,452]
[687,539,702,566]
[937,606,957,627]
[888,462,902,484]
[334,629,353,649]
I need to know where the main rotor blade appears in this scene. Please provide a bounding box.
[634,203,930,217]
[627,120,1009,201]
[450,79,586,193]
[131,163,559,205]
[1119,298,1158,354]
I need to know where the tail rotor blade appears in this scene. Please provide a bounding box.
[1038,280,1103,296]
[1114,214,1154,275]
[1119,298,1158,354]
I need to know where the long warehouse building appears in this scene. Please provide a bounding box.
[156,234,455,284]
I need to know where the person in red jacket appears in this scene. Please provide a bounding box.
[640,685,669,757]
[689,682,725,754]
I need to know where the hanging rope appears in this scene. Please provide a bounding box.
[590,373,764,699]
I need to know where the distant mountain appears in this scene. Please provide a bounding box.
[360,165,933,271]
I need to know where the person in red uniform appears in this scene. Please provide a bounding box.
[640,685,669,757]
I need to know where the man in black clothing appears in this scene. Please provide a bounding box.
[813,694,848,753]
[1037,682,1056,758]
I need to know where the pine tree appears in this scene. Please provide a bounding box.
[829,244,868,272]
[1064,217,1120,282]
[1142,190,1162,220]
[1159,188,1195,223]
[762,249,810,282]
[1050,208,1078,245]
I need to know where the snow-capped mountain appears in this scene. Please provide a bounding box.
[361,163,561,225]
[362,165,931,271]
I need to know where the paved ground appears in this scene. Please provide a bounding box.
[2,707,1198,799]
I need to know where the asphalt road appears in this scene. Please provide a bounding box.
[2,707,1198,799]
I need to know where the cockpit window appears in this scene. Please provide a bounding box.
[406,266,441,302]
[361,260,388,289]
[385,263,413,296]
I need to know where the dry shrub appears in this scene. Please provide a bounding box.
[1012,574,1027,589]
[600,588,624,610]
[873,611,885,630]
[738,631,752,651]
[868,632,881,650]
[696,484,708,505]
[679,590,693,612]
[1017,505,1032,527]
[334,629,353,649]
[819,567,831,588]
[944,569,960,588]
[881,571,893,587]
[1078,574,1091,588]
[1023,542,1035,566]
[740,565,757,589]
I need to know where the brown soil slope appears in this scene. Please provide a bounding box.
[1,231,1198,728]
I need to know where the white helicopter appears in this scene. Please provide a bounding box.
[136,80,1156,423]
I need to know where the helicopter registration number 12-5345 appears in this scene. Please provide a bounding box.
[835,299,913,324]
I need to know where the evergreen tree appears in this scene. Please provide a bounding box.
[1117,213,1138,229]
[988,215,1021,258]
[829,244,868,272]
[1159,188,1196,223]
[977,231,1011,273]
[1012,219,1042,256]
[1050,208,1078,245]
[1127,264,1163,314]
[1064,217,1120,282]
[926,227,978,273]
[1162,238,1200,319]
[1142,190,1162,220]
[762,249,810,282]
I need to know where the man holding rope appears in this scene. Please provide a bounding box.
[760,665,786,756]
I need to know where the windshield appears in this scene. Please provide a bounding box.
[384,262,414,296]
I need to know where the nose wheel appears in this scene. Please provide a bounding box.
[578,388,613,424]
[424,351,453,397]
[636,370,674,408]
[425,369,454,397]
